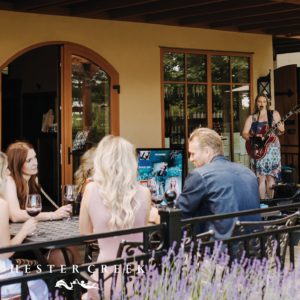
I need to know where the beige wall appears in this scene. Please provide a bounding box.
[277,52,300,68]
[0,10,273,147]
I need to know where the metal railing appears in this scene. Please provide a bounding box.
[2,200,300,299]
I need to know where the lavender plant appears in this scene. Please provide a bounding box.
[111,241,298,300]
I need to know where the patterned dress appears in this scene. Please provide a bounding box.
[250,120,281,179]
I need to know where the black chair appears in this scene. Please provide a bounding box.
[233,211,300,266]
[181,222,215,252]
[84,240,99,264]
[80,239,150,299]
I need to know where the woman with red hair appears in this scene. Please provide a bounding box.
[4,141,80,266]
[0,151,49,299]
[5,141,71,222]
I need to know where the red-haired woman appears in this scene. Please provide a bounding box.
[5,141,71,222]
[0,151,49,299]
[4,141,78,266]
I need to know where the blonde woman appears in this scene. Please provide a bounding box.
[74,147,96,197]
[79,135,151,299]
[0,152,48,299]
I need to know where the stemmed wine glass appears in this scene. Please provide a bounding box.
[25,194,42,235]
[63,184,78,219]
[151,193,164,208]
[26,194,42,217]
[164,189,177,208]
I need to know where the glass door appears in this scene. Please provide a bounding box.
[61,44,119,185]
[70,55,110,173]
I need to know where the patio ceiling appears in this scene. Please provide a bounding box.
[1,0,300,55]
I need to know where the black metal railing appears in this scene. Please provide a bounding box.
[1,200,300,299]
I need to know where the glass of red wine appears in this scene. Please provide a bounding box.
[63,184,78,219]
[151,194,164,208]
[164,189,177,208]
[26,194,42,217]
[25,194,42,235]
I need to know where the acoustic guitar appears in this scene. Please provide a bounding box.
[246,104,300,159]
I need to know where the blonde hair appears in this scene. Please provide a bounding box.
[93,135,139,230]
[0,152,8,197]
[189,127,224,156]
[74,147,96,193]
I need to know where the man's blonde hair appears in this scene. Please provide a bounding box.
[189,128,224,156]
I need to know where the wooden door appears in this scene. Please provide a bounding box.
[61,44,119,186]
[274,64,299,182]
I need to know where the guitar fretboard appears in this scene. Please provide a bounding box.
[265,104,300,137]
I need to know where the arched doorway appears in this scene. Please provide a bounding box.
[1,42,119,205]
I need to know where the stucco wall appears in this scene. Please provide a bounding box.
[0,10,273,147]
[277,52,300,68]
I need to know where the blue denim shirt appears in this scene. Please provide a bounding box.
[178,155,260,239]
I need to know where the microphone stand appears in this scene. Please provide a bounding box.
[252,109,261,178]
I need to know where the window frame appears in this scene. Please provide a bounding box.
[160,47,253,162]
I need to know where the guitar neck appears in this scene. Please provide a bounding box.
[265,110,295,136]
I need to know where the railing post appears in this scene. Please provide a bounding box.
[159,208,182,252]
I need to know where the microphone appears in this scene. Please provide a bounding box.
[259,106,264,110]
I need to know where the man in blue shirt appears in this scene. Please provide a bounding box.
[177,128,260,239]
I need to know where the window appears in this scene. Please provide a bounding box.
[162,48,252,169]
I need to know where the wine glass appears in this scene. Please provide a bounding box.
[63,184,78,219]
[164,189,177,208]
[26,194,42,217]
[151,194,164,208]
[25,194,42,235]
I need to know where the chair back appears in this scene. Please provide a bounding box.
[233,211,300,265]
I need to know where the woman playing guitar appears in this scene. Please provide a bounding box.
[242,94,284,200]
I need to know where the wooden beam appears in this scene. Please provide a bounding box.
[266,25,300,35]
[274,42,300,48]
[273,37,300,44]
[70,0,158,17]
[272,0,300,5]
[15,0,84,11]
[211,9,300,28]
[241,18,300,32]
[147,0,274,22]
[109,0,223,20]
[274,44,300,54]
[180,3,295,26]
[0,1,13,10]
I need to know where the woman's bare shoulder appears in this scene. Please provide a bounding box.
[82,181,99,203]
[0,197,8,208]
[4,176,17,196]
[7,175,16,186]
[136,184,151,204]
[137,184,150,194]
[84,180,97,192]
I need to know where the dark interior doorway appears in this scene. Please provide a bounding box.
[1,45,61,207]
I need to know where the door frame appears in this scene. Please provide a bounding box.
[61,43,119,185]
[0,41,120,192]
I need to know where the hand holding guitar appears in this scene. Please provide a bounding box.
[276,121,285,135]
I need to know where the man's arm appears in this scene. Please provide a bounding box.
[177,171,207,218]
